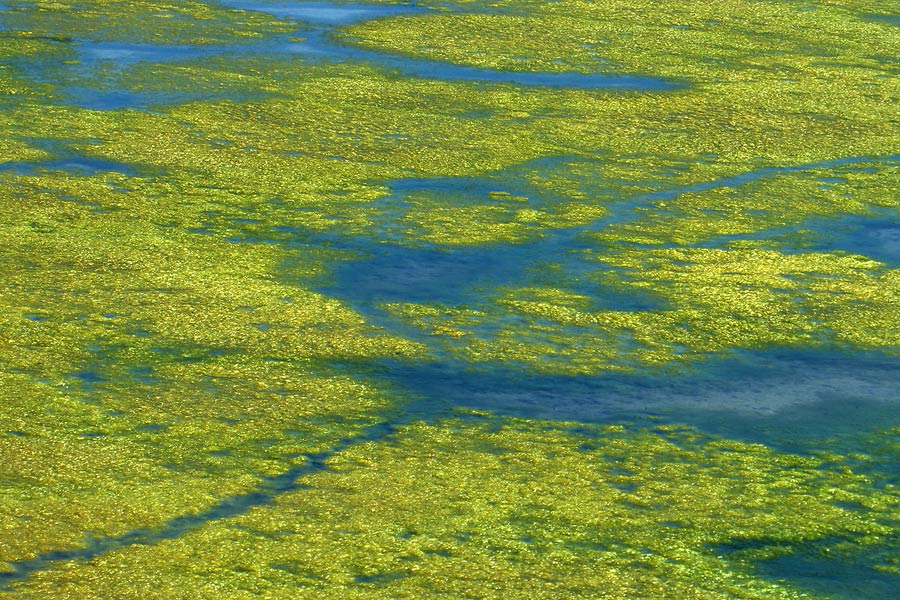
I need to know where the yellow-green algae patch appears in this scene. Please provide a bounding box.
[2,0,900,591]
[588,162,900,247]
[3,415,897,598]
[0,32,66,103]
[0,166,425,564]
[0,138,51,164]
[344,0,900,80]
[385,249,900,373]
[0,1,293,45]
[399,191,569,246]
[338,0,900,170]
[7,54,900,248]
[5,21,899,242]
[0,362,396,565]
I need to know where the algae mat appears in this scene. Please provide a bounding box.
[1,0,899,598]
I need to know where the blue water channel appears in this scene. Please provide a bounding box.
[175,150,900,464]
[0,1,680,110]
[317,154,900,316]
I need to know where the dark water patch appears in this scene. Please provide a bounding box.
[354,572,408,585]
[188,227,217,235]
[135,423,168,433]
[700,208,900,266]
[717,533,900,600]
[352,348,900,453]
[831,501,867,513]
[318,237,667,344]
[867,13,900,27]
[70,370,105,383]
[0,156,138,176]
[321,243,532,306]
[66,363,112,404]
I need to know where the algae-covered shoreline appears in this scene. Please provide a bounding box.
[1,0,899,597]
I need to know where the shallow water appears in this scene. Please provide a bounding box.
[699,208,900,265]
[351,350,900,444]
[218,0,423,25]
[0,156,137,176]
[1,0,678,110]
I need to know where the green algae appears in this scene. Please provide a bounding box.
[588,162,900,248]
[3,415,896,598]
[340,0,900,172]
[2,0,900,594]
[400,191,557,245]
[0,1,292,45]
[385,249,900,373]
[344,0,900,80]
[0,32,65,104]
[0,165,424,565]
[0,139,50,163]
